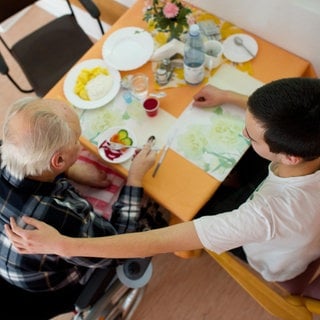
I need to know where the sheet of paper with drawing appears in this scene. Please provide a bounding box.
[170,65,264,181]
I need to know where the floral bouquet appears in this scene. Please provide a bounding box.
[143,0,195,41]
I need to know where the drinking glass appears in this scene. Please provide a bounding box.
[130,73,149,100]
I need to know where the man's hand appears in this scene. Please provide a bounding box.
[127,138,157,187]
[193,84,248,109]
[67,162,111,188]
[5,216,62,255]
[193,85,229,107]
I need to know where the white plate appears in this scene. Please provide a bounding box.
[97,126,137,164]
[63,59,121,109]
[102,27,154,71]
[223,34,258,63]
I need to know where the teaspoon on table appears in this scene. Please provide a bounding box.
[102,137,159,151]
[233,36,255,58]
[149,92,167,98]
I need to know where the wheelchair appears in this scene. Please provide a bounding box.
[0,257,152,320]
[72,258,152,320]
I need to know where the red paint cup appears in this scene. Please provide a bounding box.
[143,97,159,117]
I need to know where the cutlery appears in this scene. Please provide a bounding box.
[150,91,167,98]
[233,36,255,57]
[102,141,159,151]
[152,129,177,178]
[104,142,138,150]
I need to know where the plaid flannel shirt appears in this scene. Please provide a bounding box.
[0,166,143,292]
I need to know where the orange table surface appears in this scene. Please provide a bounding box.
[46,0,316,222]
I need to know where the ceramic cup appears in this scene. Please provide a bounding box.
[204,40,223,70]
[143,97,159,117]
[130,73,149,100]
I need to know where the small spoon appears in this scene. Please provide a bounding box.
[150,92,167,98]
[106,142,139,150]
[103,141,159,151]
[233,36,255,58]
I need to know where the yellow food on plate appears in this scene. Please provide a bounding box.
[74,66,110,100]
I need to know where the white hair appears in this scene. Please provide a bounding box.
[1,97,77,180]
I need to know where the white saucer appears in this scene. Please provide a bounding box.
[223,34,258,63]
[102,27,154,71]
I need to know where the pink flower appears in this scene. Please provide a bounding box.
[163,2,179,19]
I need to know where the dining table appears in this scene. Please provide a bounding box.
[45,0,317,257]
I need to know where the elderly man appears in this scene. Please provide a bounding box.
[0,97,157,319]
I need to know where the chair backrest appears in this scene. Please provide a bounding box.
[207,250,320,320]
[0,0,104,96]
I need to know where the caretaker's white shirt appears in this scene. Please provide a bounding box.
[194,164,320,281]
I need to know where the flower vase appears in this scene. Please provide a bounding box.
[166,23,187,42]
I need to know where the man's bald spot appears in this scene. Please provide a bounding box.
[8,99,79,147]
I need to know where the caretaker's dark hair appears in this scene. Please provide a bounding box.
[248,77,320,160]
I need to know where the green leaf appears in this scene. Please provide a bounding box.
[213,106,223,115]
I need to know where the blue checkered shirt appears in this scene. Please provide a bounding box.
[0,166,143,292]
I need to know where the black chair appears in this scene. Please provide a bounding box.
[0,0,104,96]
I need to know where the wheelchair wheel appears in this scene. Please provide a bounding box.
[78,278,146,320]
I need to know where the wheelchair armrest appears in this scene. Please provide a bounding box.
[75,267,116,311]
